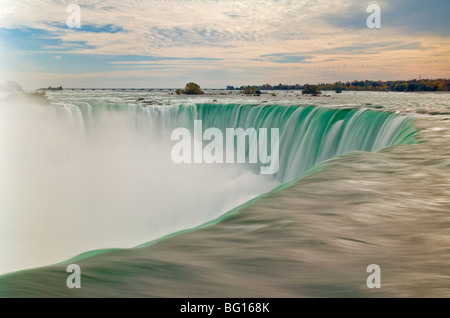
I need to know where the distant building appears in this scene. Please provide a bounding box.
[226,86,235,90]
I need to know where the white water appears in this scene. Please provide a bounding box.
[0,99,279,275]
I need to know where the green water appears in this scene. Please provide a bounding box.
[195,104,416,182]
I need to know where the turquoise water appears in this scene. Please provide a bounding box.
[196,103,416,182]
[1,90,449,297]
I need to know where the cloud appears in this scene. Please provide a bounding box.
[324,0,450,35]
[0,0,448,88]
[47,22,125,34]
[0,51,223,74]
[260,53,312,64]
[311,41,424,55]
[144,26,258,48]
[0,27,96,52]
[109,57,222,64]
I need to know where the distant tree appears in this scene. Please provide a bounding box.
[259,84,273,90]
[437,81,448,91]
[241,86,257,95]
[221,79,449,94]
[181,82,204,95]
[407,83,418,91]
[302,84,321,95]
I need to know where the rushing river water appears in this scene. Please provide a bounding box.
[0,90,449,297]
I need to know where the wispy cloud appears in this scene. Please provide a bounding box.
[324,0,450,35]
[47,22,125,34]
[260,53,312,64]
[0,0,448,88]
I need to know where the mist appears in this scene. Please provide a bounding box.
[0,99,279,275]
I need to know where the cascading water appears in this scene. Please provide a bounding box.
[0,96,416,275]
[196,104,416,182]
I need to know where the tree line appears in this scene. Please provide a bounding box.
[233,79,449,92]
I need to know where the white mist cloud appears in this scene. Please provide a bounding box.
[0,99,279,274]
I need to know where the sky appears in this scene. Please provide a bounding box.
[0,0,449,89]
